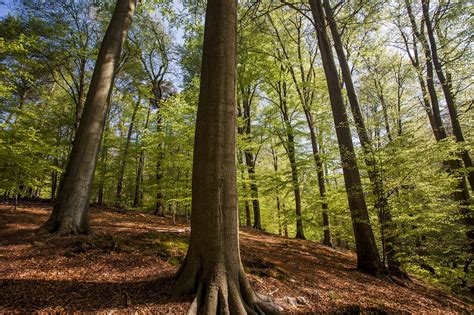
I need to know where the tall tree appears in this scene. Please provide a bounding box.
[309,0,385,276]
[173,0,281,312]
[115,96,140,206]
[323,0,403,274]
[39,0,137,235]
[421,0,474,191]
[129,12,170,216]
[269,13,331,245]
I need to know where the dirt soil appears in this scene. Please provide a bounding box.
[0,201,472,314]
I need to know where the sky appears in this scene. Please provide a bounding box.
[0,0,14,18]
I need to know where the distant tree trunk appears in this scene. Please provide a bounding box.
[271,16,331,245]
[421,0,474,192]
[238,150,252,228]
[244,151,262,230]
[240,85,262,230]
[115,97,140,207]
[97,134,109,206]
[39,0,136,235]
[133,104,151,207]
[310,0,385,276]
[172,1,281,312]
[50,157,59,202]
[154,99,165,217]
[74,59,86,131]
[398,28,437,134]
[276,79,305,240]
[271,145,283,237]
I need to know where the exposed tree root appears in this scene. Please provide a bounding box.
[173,259,283,315]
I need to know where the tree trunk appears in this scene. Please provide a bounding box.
[421,0,474,191]
[154,100,165,216]
[323,0,405,275]
[115,97,140,207]
[39,0,136,235]
[244,151,262,230]
[405,0,472,247]
[271,145,283,238]
[133,104,151,207]
[310,0,385,276]
[238,150,252,228]
[271,17,330,245]
[277,81,305,240]
[240,85,262,230]
[172,1,281,313]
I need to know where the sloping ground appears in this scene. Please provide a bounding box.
[0,201,472,314]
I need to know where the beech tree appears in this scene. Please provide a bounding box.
[172,0,281,312]
[39,0,137,235]
[309,0,385,276]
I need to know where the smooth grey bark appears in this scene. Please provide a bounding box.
[309,0,385,276]
[39,0,136,235]
[172,0,281,313]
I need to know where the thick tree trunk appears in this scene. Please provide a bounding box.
[39,0,136,235]
[421,0,474,191]
[310,0,385,276]
[115,97,140,207]
[172,1,281,313]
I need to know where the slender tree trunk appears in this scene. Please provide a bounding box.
[271,17,331,245]
[133,105,151,207]
[238,151,252,228]
[310,0,385,276]
[240,86,262,230]
[271,145,283,237]
[421,0,474,191]
[405,1,472,249]
[273,75,305,240]
[154,100,165,216]
[172,1,281,312]
[74,59,86,131]
[244,152,262,230]
[306,110,332,246]
[115,97,140,206]
[324,0,404,275]
[39,0,136,235]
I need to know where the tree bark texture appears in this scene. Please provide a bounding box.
[172,0,281,313]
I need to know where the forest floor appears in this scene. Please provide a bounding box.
[0,201,472,314]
